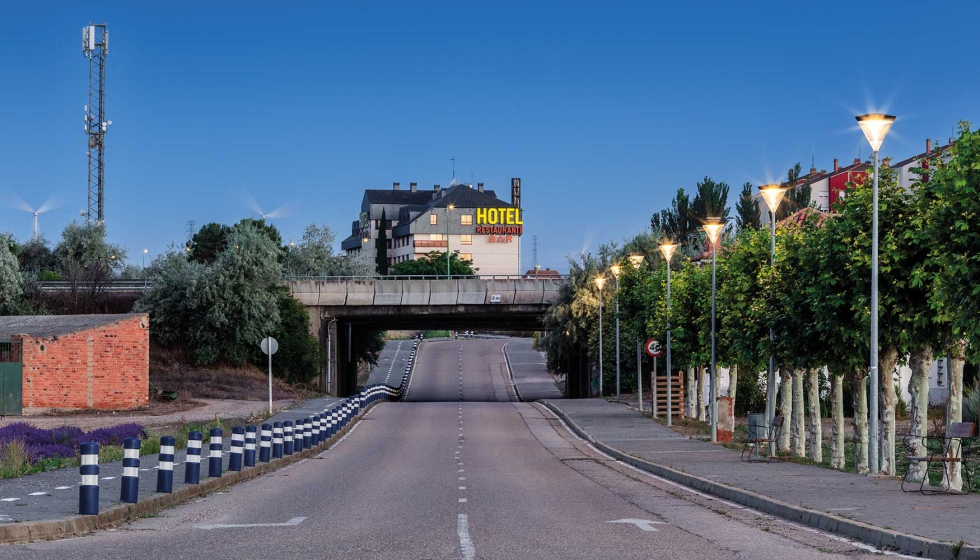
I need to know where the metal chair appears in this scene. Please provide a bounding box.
[741,415,783,463]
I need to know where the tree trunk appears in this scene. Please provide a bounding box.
[792,368,806,457]
[778,368,792,453]
[853,371,869,475]
[943,340,967,491]
[879,345,900,476]
[831,372,845,470]
[808,368,822,463]
[697,365,706,422]
[907,346,933,483]
[686,366,696,418]
[729,364,738,435]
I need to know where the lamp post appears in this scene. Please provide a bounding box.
[703,218,726,444]
[628,254,645,411]
[610,264,622,399]
[142,248,148,269]
[447,203,455,278]
[759,184,787,455]
[595,276,607,396]
[856,112,896,475]
[658,241,678,426]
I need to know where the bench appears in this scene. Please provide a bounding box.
[902,422,977,494]
[741,415,784,463]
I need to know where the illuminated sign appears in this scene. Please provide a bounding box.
[475,207,523,235]
[488,235,514,243]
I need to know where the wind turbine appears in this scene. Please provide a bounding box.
[7,194,61,240]
[241,192,288,222]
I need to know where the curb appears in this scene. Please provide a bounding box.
[501,341,524,402]
[540,400,980,560]
[0,402,382,545]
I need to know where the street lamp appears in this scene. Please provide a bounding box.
[595,276,607,396]
[759,183,787,455]
[628,254,645,267]
[703,218,726,444]
[856,112,895,475]
[142,248,149,269]
[626,255,644,411]
[610,264,623,399]
[659,241,678,426]
[447,203,455,278]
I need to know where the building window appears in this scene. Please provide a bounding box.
[460,234,472,245]
[430,214,438,225]
[430,233,445,241]
[460,253,473,262]
[461,214,473,226]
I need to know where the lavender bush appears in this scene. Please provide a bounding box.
[0,422,147,462]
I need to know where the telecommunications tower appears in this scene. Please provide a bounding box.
[82,23,110,223]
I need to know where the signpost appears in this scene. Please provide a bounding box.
[261,337,279,415]
[645,339,662,416]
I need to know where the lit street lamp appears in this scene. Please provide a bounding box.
[595,276,607,396]
[659,241,678,426]
[703,218,726,444]
[627,255,645,411]
[447,203,455,278]
[759,183,787,456]
[856,112,896,475]
[611,264,622,399]
[142,248,149,269]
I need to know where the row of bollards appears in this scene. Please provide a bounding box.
[76,368,412,516]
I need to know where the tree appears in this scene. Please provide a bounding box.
[0,235,23,315]
[651,188,696,245]
[735,182,761,232]
[54,221,126,313]
[390,250,476,276]
[776,164,813,220]
[376,209,389,275]
[189,223,230,264]
[691,176,731,223]
[16,236,58,280]
[133,251,211,353]
[270,287,323,383]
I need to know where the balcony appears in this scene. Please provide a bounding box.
[414,240,448,248]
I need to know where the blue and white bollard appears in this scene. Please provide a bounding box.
[229,427,244,471]
[294,419,305,452]
[303,418,312,449]
[208,428,223,478]
[283,421,294,455]
[79,442,99,515]
[320,413,329,441]
[120,437,141,503]
[259,423,272,462]
[312,415,321,445]
[244,426,257,467]
[185,431,202,484]
[272,422,283,458]
[157,436,175,493]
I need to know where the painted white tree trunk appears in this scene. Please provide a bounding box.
[943,340,966,491]
[879,346,899,476]
[853,372,869,475]
[907,347,933,483]
[807,368,822,463]
[792,369,806,457]
[697,366,706,422]
[831,373,845,470]
[686,366,696,418]
[778,369,792,453]
[729,364,738,434]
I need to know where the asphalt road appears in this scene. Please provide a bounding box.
[3,339,887,559]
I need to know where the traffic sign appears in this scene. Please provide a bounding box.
[261,337,279,355]
[645,338,662,357]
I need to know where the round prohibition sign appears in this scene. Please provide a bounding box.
[645,338,662,358]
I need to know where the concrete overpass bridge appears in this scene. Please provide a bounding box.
[287,275,567,396]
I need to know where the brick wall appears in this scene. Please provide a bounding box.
[15,314,150,413]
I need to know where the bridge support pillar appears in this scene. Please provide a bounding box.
[565,343,590,398]
[334,322,359,397]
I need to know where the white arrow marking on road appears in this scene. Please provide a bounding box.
[606,519,667,532]
[195,517,307,530]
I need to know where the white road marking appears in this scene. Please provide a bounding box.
[196,516,307,530]
[458,469,464,472]
[459,486,466,490]
[28,492,47,496]
[457,513,476,560]
[55,486,72,490]
[606,518,667,532]
[1,498,20,502]
[458,498,467,503]
[101,476,116,480]
[459,477,466,480]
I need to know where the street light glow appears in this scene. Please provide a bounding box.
[594,276,606,291]
[628,254,644,267]
[658,242,678,262]
[856,113,896,152]
[702,219,725,245]
[759,184,788,213]
[610,264,621,277]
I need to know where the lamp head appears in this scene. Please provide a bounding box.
[759,184,788,213]
[610,264,621,278]
[855,113,896,152]
[658,241,678,262]
[628,254,645,267]
[594,276,606,291]
[142,248,149,254]
[447,203,455,211]
[702,218,725,244]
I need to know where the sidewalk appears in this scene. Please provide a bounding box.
[0,395,341,527]
[544,399,980,559]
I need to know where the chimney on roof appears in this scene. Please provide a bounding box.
[810,166,817,175]
[926,139,931,153]
[477,182,484,193]
[949,137,955,146]
[393,182,400,191]
[853,157,861,165]
[410,182,417,192]
[834,158,839,173]
[434,184,440,191]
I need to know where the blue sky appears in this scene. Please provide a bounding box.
[2,2,978,271]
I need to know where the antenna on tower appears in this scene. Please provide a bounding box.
[186,220,196,243]
[82,23,110,223]
[450,157,456,181]
[531,235,540,271]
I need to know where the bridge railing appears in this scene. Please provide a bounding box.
[288,276,565,307]
[284,274,569,281]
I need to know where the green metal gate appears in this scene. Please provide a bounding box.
[0,341,23,416]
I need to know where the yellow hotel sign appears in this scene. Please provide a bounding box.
[475,207,523,226]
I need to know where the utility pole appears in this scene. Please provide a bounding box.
[82,23,110,223]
